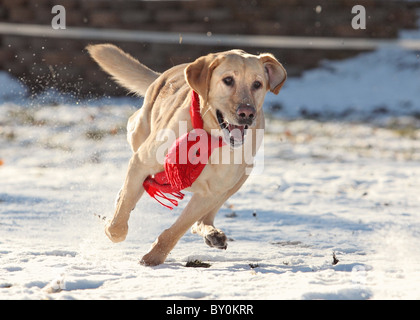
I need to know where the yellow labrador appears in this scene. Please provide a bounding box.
[87,44,286,266]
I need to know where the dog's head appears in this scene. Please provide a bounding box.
[185,50,286,148]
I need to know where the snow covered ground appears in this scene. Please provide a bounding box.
[1,25,420,300]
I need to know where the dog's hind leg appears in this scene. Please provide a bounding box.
[127,104,151,153]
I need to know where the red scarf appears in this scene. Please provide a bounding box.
[142,91,225,209]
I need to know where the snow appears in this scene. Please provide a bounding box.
[265,20,420,123]
[1,24,420,300]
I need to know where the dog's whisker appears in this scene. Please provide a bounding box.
[202,105,212,118]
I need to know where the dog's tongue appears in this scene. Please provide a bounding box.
[228,124,245,141]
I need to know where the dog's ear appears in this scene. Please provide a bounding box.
[184,53,223,102]
[259,53,287,95]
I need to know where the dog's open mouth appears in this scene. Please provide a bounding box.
[216,110,248,147]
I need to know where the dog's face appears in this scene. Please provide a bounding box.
[185,50,286,147]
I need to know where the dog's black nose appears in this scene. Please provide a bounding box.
[236,104,256,124]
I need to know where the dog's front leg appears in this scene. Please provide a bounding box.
[105,152,148,243]
[140,193,219,266]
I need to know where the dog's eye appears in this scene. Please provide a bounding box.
[223,77,234,86]
[253,81,262,90]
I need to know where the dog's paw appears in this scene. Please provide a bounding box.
[105,221,128,243]
[140,252,166,267]
[204,229,228,250]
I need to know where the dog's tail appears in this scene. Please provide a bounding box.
[86,44,160,96]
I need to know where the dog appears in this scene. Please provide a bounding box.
[87,44,286,266]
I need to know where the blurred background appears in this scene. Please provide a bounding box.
[0,0,419,99]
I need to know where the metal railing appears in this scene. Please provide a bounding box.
[1,22,420,51]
